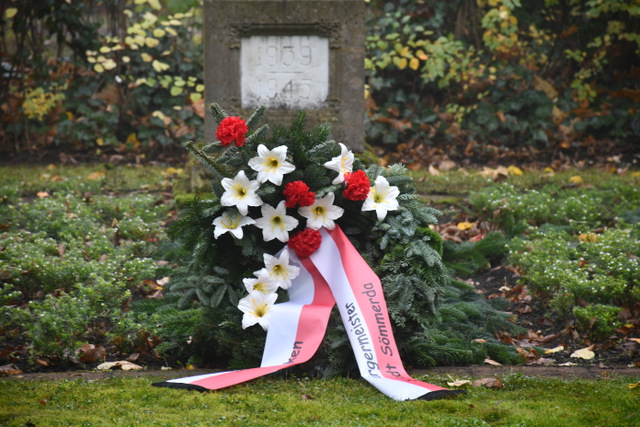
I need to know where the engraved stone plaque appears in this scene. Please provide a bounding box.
[241,35,329,109]
[204,0,365,151]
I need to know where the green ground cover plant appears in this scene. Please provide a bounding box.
[469,171,640,342]
[1,374,638,426]
[0,165,179,362]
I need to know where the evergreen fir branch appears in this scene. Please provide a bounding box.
[244,124,269,148]
[245,105,266,130]
[184,141,230,180]
[209,103,228,124]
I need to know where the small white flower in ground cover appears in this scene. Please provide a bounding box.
[362,175,400,221]
[254,200,299,242]
[323,142,354,184]
[212,210,255,239]
[248,144,295,185]
[263,250,300,289]
[298,192,344,230]
[220,170,262,216]
[243,269,278,294]
[237,290,278,330]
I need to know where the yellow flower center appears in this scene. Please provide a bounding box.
[265,157,280,170]
[253,303,268,317]
[254,282,266,292]
[313,206,325,217]
[233,184,247,198]
[270,215,282,226]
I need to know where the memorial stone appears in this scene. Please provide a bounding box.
[203,0,365,151]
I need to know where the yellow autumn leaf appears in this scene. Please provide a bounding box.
[153,28,166,38]
[99,46,111,53]
[87,171,106,180]
[102,58,117,71]
[630,171,640,177]
[416,49,428,60]
[122,56,130,63]
[143,11,158,24]
[393,56,408,69]
[409,57,420,70]
[152,60,170,72]
[126,133,140,148]
[93,64,105,73]
[189,92,202,102]
[629,382,640,390]
[164,27,177,36]
[145,37,160,48]
[457,221,473,231]
[37,191,50,198]
[96,138,104,146]
[141,53,153,63]
[578,233,598,243]
[508,165,523,176]
[124,36,138,49]
[195,84,204,92]
[569,175,583,184]
[148,0,162,10]
[545,345,564,354]
[570,347,595,360]
[543,167,555,173]
[5,8,17,18]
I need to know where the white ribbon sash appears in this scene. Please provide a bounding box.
[153,227,461,401]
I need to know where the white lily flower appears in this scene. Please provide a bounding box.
[362,175,400,221]
[248,144,295,185]
[212,210,255,239]
[220,170,262,216]
[254,200,299,242]
[298,192,344,230]
[323,142,354,184]
[263,250,300,289]
[237,290,278,331]
[243,269,278,294]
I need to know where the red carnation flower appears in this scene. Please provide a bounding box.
[283,181,316,208]
[216,116,248,147]
[343,170,370,201]
[288,228,322,258]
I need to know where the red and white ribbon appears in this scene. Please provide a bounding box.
[153,227,461,401]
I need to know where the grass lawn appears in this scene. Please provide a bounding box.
[1,373,639,426]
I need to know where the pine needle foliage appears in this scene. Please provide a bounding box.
[158,104,519,370]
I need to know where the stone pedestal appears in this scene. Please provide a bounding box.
[203,0,365,151]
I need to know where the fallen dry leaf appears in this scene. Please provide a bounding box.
[87,171,106,180]
[571,346,595,360]
[96,361,143,371]
[472,377,503,389]
[545,345,565,354]
[0,363,22,376]
[37,191,50,198]
[76,344,107,363]
[484,358,502,366]
[447,379,472,387]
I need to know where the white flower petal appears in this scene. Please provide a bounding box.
[248,144,295,185]
[298,192,344,230]
[243,269,278,294]
[263,250,300,289]
[213,210,255,239]
[361,175,400,221]
[254,200,299,242]
[238,291,278,330]
[220,170,263,215]
[323,143,354,184]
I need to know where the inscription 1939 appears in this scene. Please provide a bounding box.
[241,35,329,109]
